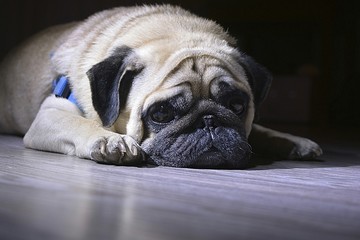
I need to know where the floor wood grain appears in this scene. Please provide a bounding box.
[0,134,359,240]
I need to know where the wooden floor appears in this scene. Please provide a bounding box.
[0,131,359,240]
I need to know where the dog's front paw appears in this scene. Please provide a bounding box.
[288,137,323,160]
[89,134,144,165]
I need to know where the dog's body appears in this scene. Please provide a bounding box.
[0,5,322,168]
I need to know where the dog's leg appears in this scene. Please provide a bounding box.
[249,124,323,160]
[23,96,144,165]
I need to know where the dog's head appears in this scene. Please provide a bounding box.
[85,7,271,168]
[87,45,271,168]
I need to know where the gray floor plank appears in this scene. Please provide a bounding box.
[0,134,359,240]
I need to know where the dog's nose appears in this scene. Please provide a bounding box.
[194,114,219,130]
[202,115,217,129]
[203,115,214,127]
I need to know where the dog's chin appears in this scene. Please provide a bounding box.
[190,148,225,168]
[146,147,250,169]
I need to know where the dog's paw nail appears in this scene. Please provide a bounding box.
[130,144,138,156]
[118,142,126,153]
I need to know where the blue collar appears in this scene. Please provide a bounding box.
[52,76,81,110]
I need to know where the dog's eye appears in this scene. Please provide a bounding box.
[227,96,246,115]
[149,104,175,124]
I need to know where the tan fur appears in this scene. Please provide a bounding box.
[49,5,252,140]
[0,23,77,134]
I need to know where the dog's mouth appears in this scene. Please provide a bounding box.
[142,127,252,168]
[145,148,226,169]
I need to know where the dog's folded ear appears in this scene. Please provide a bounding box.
[87,46,143,127]
[238,53,272,109]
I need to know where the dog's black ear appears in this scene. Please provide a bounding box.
[87,47,142,127]
[238,53,272,108]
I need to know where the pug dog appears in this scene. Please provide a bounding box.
[0,5,322,168]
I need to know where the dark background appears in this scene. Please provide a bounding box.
[1,0,359,129]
